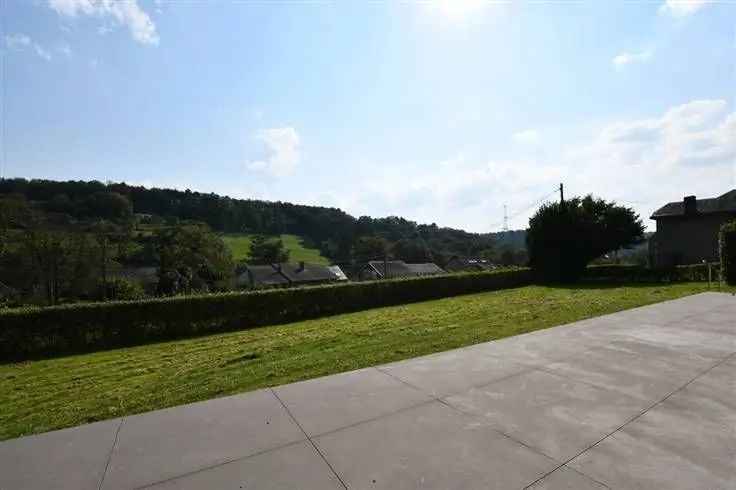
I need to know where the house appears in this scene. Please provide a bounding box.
[650,190,736,267]
[358,260,445,280]
[444,256,496,273]
[238,262,347,288]
[327,265,349,281]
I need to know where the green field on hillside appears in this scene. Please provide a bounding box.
[0,282,723,441]
[222,233,330,265]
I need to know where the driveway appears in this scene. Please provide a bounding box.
[1,292,734,489]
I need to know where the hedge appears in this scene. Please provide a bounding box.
[583,263,721,283]
[721,221,736,285]
[0,269,532,362]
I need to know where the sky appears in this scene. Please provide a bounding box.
[2,0,735,232]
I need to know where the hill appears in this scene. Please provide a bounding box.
[0,178,496,264]
[222,233,330,265]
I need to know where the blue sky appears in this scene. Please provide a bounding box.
[2,0,735,231]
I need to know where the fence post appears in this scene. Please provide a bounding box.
[707,262,712,289]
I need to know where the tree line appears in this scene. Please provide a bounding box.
[0,178,503,263]
[0,178,646,306]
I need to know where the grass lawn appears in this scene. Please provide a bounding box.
[0,282,726,440]
[221,233,330,265]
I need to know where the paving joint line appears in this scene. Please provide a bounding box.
[97,417,124,490]
[375,366,565,466]
[135,439,310,489]
[270,388,349,490]
[557,464,612,489]
[522,350,736,489]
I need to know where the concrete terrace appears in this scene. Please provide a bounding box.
[1,292,734,489]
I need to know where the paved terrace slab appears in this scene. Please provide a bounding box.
[1,292,734,489]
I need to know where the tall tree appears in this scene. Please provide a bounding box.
[392,238,433,263]
[527,195,644,282]
[155,224,234,294]
[352,236,390,263]
[247,235,289,265]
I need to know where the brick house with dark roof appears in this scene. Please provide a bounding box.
[650,190,736,267]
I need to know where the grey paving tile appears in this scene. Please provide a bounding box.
[467,333,596,368]
[378,348,531,397]
[603,306,688,326]
[568,398,736,490]
[0,418,120,490]
[664,360,736,429]
[445,370,647,461]
[669,314,736,336]
[597,334,721,368]
[146,441,343,490]
[543,345,703,402]
[675,292,736,312]
[527,465,608,489]
[604,324,736,359]
[273,367,431,436]
[314,400,557,490]
[102,390,305,489]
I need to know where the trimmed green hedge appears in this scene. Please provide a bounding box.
[0,269,532,362]
[584,263,720,283]
[721,221,736,285]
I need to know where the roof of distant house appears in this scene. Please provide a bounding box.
[243,262,342,286]
[327,265,348,281]
[242,264,291,286]
[651,190,736,218]
[444,256,496,272]
[280,262,339,283]
[405,263,446,275]
[367,260,445,278]
[367,260,412,278]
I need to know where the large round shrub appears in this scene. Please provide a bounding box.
[527,195,644,282]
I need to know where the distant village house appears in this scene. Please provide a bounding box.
[443,256,497,273]
[238,262,347,288]
[650,190,736,267]
[358,260,445,280]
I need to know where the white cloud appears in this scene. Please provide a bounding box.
[247,127,301,178]
[34,45,52,61]
[612,48,653,69]
[513,129,540,145]
[327,99,735,232]
[659,0,713,17]
[48,0,159,45]
[5,33,55,61]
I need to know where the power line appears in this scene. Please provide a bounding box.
[489,185,560,231]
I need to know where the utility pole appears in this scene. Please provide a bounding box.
[502,204,509,232]
[559,183,564,204]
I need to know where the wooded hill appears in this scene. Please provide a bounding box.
[0,178,504,264]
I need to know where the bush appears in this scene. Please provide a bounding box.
[720,221,736,285]
[584,263,720,283]
[0,269,532,361]
[103,278,145,301]
[527,196,644,282]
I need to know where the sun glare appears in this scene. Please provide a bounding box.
[430,0,489,22]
